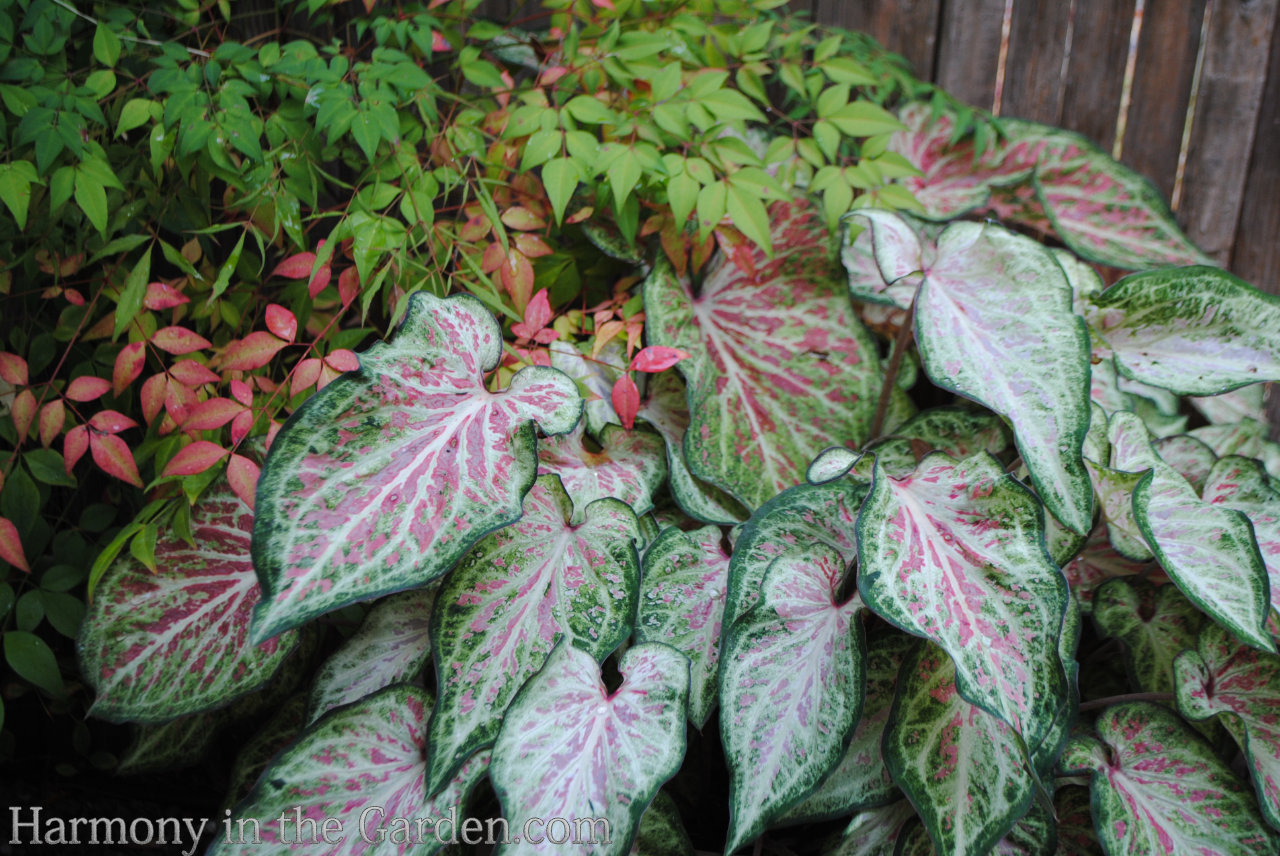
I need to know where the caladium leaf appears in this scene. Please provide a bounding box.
[251,292,582,642]
[857,452,1070,747]
[720,543,866,854]
[1059,701,1278,855]
[538,423,666,519]
[644,197,883,510]
[896,803,1057,856]
[212,685,491,856]
[1109,412,1274,651]
[865,406,1013,479]
[1085,459,1154,562]
[780,628,915,824]
[1093,577,1203,695]
[1032,596,1084,784]
[1190,418,1275,461]
[1086,267,1280,396]
[1191,384,1267,425]
[850,210,1092,534]
[1062,526,1151,614]
[1053,785,1100,855]
[117,708,231,774]
[884,639,1039,856]
[630,791,694,856]
[635,525,730,728]
[1175,621,1280,830]
[224,694,308,809]
[1203,455,1280,616]
[549,341,625,438]
[80,485,299,722]
[827,799,916,856]
[1153,435,1216,495]
[307,587,436,723]
[841,210,941,309]
[427,476,639,793]
[491,642,689,856]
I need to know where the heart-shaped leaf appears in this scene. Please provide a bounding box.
[1202,455,1280,618]
[1094,577,1204,696]
[635,525,730,728]
[865,406,1012,479]
[857,452,1070,747]
[827,799,917,856]
[251,293,582,642]
[80,485,298,722]
[850,210,1092,534]
[1154,434,1217,494]
[538,423,667,519]
[644,197,883,510]
[427,476,639,793]
[1191,384,1267,425]
[720,543,866,854]
[1062,525,1152,614]
[1059,701,1278,854]
[491,642,689,856]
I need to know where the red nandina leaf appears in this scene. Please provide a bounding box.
[628,346,690,373]
[89,410,138,435]
[229,379,253,407]
[481,241,505,274]
[168,360,219,387]
[143,281,189,310]
[64,425,88,473]
[151,327,212,356]
[431,29,450,50]
[0,352,29,385]
[324,349,359,372]
[140,374,166,425]
[90,432,143,487]
[500,206,546,231]
[511,288,553,339]
[514,233,553,258]
[165,380,199,426]
[63,289,85,306]
[220,332,289,371]
[337,265,359,307]
[265,419,281,451]
[184,398,247,432]
[227,454,260,511]
[11,389,36,441]
[265,304,297,342]
[65,376,111,402]
[270,252,316,279]
[38,400,64,448]
[612,374,640,429]
[500,248,535,311]
[0,517,29,572]
[113,342,146,395]
[164,441,230,477]
[230,410,253,445]
[291,358,322,397]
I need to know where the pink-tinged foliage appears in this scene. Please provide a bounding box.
[1154,435,1217,495]
[491,643,689,856]
[538,423,666,519]
[0,516,29,572]
[719,543,865,855]
[1085,458,1154,562]
[426,476,639,794]
[635,525,730,727]
[307,587,436,723]
[1191,384,1267,426]
[628,347,689,373]
[1062,526,1152,614]
[865,406,1013,479]
[644,197,882,510]
[611,374,640,429]
[212,685,491,856]
[851,210,1093,534]
[1059,702,1278,855]
[1175,621,1280,831]
[826,800,917,856]
[250,293,581,642]
[1202,455,1280,617]
[884,640,1038,856]
[856,452,1070,748]
[79,485,298,722]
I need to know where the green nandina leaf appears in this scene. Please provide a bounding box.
[884,639,1039,855]
[537,423,667,520]
[850,210,1093,534]
[426,476,639,794]
[719,543,866,855]
[1087,266,1280,396]
[541,157,579,226]
[116,98,156,137]
[93,24,121,66]
[73,166,109,236]
[4,630,65,697]
[1202,455,1280,618]
[209,232,245,302]
[635,525,730,728]
[644,197,883,510]
[724,183,772,254]
[856,452,1070,749]
[0,161,36,229]
[250,293,582,642]
[491,642,689,856]
[1175,621,1280,830]
[1093,577,1204,696]
[1060,702,1278,854]
[667,172,699,227]
[115,249,151,340]
[79,486,299,722]
[1108,412,1273,651]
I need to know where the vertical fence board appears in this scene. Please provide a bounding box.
[1059,0,1136,150]
[809,0,944,79]
[1178,0,1280,263]
[1000,0,1072,124]
[1234,16,1280,295]
[934,0,1008,110]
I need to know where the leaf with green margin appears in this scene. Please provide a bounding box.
[630,791,695,856]
[1202,455,1280,620]
[826,799,916,856]
[1084,459,1153,562]
[427,476,639,793]
[306,587,435,724]
[1062,526,1152,614]
[1058,701,1278,855]
[223,694,308,810]
[211,685,491,856]
[1053,785,1100,855]
[1190,418,1274,461]
[538,423,667,520]
[80,485,298,723]
[806,446,867,485]
[1191,384,1266,426]
[865,406,1013,479]
[726,476,868,624]
[1086,267,1280,396]
[896,801,1058,855]
[117,707,231,774]
[884,639,1038,856]
[250,292,581,642]
[719,543,866,855]
[549,340,625,438]
[491,642,689,856]
[850,210,1093,534]
[1153,435,1216,495]
[840,210,940,309]
[635,525,729,728]
[1175,621,1280,831]
[644,197,883,510]
[1093,578,1203,696]
[1109,412,1274,651]
[1033,596,1084,783]
[856,452,1070,747]
[636,370,750,525]
[779,628,915,825]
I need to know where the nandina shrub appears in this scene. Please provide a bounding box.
[33,1,1280,854]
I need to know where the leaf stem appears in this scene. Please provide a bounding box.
[868,290,919,442]
[1077,692,1175,713]
[49,0,211,57]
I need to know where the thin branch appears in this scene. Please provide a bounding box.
[868,290,920,442]
[50,0,211,57]
[1077,692,1174,713]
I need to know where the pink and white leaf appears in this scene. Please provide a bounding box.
[1062,525,1152,614]
[1085,458,1154,561]
[1154,434,1217,495]
[1190,384,1267,426]
[491,642,689,856]
[538,423,667,519]
[1203,454,1280,620]
[719,543,865,854]
[250,293,581,642]
[80,485,298,722]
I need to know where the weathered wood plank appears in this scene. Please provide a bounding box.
[1120,0,1206,201]
[1059,0,1137,150]
[1000,0,1073,124]
[1233,12,1280,295]
[1178,0,1280,263]
[809,0,944,79]
[934,0,1008,109]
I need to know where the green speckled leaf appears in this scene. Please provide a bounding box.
[1053,785,1100,855]
[1203,455,1280,617]
[1190,385,1266,426]
[630,791,694,856]
[866,406,1013,479]
[1190,418,1274,462]
[117,707,231,774]
[1062,526,1151,614]
[223,694,309,810]
[1093,577,1203,695]
[827,799,916,856]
